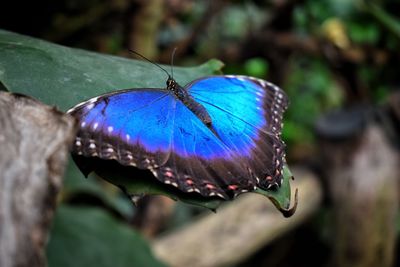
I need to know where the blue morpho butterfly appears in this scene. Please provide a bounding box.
[67,56,288,200]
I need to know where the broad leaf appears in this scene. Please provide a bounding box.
[0,29,295,215]
[47,205,167,267]
[255,165,298,217]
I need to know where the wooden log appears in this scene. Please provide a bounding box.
[0,92,76,267]
[319,122,399,267]
[152,167,321,267]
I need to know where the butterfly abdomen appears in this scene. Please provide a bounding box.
[171,80,213,127]
[183,96,212,127]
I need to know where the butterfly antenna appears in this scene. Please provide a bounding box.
[170,47,177,79]
[128,49,170,78]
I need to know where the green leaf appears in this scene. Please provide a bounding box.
[47,205,167,267]
[0,29,224,210]
[0,29,223,112]
[70,155,222,211]
[0,30,295,216]
[255,165,298,217]
[90,161,223,211]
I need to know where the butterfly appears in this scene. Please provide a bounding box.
[67,72,288,200]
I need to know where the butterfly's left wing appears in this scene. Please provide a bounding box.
[67,89,177,169]
[187,75,288,190]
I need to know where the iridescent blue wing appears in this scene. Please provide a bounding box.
[68,89,175,168]
[187,75,289,190]
[68,88,256,199]
[156,100,256,199]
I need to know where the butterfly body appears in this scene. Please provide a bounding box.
[68,75,288,199]
[167,77,213,128]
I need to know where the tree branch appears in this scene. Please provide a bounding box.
[153,167,321,267]
[0,92,76,267]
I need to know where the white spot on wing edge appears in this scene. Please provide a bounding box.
[66,95,101,114]
[216,193,225,199]
[265,81,273,87]
[248,76,285,96]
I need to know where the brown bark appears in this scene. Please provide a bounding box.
[320,125,399,267]
[0,92,76,267]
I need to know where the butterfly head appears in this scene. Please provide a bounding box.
[167,76,187,99]
[166,76,177,91]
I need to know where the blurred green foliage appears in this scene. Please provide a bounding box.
[283,58,343,145]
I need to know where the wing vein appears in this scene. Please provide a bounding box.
[190,93,271,134]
